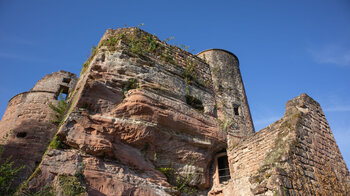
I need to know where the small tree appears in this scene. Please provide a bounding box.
[0,147,25,195]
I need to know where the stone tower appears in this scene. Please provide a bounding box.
[0,70,77,188]
[197,49,254,139]
[0,28,348,195]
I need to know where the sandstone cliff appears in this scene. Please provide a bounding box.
[16,28,235,195]
[0,27,349,196]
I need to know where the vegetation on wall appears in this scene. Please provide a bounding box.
[48,135,62,150]
[122,78,139,98]
[218,118,232,133]
[57,161,86,196]
[48,93,67,125]
[0,131,25,195]
[183,59,196,85]
[157,166,197,194]
[185,95,204,112]
[23,185,56,196]
[123,78,139,93]
[80,45,98,75]
[0,153,25,195]
[100,28,177,65]
[58,175,86,196]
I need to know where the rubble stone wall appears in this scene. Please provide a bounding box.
[210,94,350,196]
[285,93,350,195]
[0,70,77,188]
[197,49,254,138]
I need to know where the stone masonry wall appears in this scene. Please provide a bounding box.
[0,70,77,188]
[285,93,350,195]
[210,93,350,196]
[209,115,283,195]
[197,49,254,141]
[31,70,76,94]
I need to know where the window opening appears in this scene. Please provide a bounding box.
[234,107,239,116]
[62,78,71,84]
[16,132,27,138]
[56,85,69,100]
[58,92,68,101]
[217,154,231,183]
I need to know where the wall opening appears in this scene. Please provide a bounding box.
[215,150,231,184]
[217,155,231,183]
[58,92,68,100]
[16,132,27,138]
[56,85,69,100]
[234,107,239,116]
[62,78,71,84]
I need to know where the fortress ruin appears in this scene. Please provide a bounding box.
[0,28,349,195]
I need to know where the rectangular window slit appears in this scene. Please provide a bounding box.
[234,107,239,115]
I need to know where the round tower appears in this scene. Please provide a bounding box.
[197,49,254,138]
[0,70,77,188]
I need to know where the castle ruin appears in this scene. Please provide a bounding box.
[0,27,349,195]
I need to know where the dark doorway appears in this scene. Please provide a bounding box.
[217,155,231,183]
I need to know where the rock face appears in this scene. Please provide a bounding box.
[0,28,349,195]
[13,28,249,195]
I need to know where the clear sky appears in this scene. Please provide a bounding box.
[0,1,349,167]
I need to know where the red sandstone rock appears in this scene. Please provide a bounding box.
[0,28,348,195]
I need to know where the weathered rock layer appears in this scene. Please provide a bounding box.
[0,28,348,195]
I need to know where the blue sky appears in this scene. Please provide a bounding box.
[0,1,349,167]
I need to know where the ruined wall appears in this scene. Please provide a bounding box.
[210,93,350,195]
[284,93,350,195]
[2,27,348,196]
[0,70,77,188]
[0,70,77,138]
[197,49,254,140]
